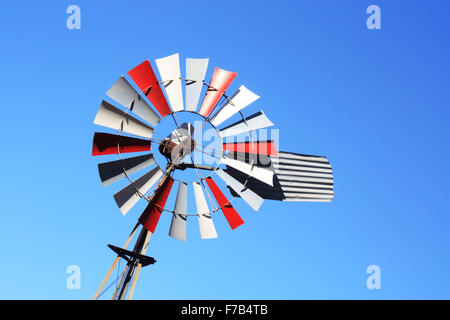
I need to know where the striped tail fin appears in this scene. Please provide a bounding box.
[224,151,334,202]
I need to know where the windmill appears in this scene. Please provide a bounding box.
[91,54,334,300]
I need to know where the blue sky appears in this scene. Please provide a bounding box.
[0,0,449,299]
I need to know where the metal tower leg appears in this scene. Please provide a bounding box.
[93,223,140,300]
[116,227,148,300]
[93,223,156,300]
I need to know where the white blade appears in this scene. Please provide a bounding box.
[185,58,209,112]
[218,110,274,138]
[106,76,160,127]
[221,157,274,186]
[94,100,154,139]
[210,85,260,127]
[193,182,218,239]
[113,167,163,215]
[155,53,183,112]
[215,169,263,211]
[169,182,188,241]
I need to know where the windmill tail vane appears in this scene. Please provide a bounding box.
[91,53,334,300]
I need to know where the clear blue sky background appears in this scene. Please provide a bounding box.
[0,0,449,299]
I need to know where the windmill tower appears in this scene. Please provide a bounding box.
[91,54,334,300]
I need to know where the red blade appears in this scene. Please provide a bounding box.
[205,177,244,230]
[127,60,171,117]
[139,176,174,233]
[198,67,237,117]
[222,141,279,156]
[92,132,151,156]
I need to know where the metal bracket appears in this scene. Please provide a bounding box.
[107,244,156,267]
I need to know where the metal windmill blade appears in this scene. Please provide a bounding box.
[91,53,334,300]
[106,76,161,127]
[185,58,209,112]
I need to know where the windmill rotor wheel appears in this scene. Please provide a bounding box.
[92,53,334,300]
[92,54,280,240]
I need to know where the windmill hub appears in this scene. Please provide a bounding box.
[158,134,196,160]
[151,111,222,183]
